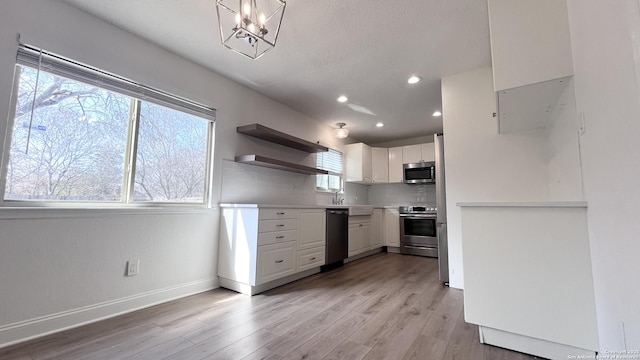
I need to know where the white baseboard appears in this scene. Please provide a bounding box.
[0,278,218,349]
[220,268,320,296]
[479,326,597,359]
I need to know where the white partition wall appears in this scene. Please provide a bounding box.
[459,203,598,359]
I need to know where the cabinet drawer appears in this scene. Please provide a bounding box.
[259,209,299,220]
[259,219,298,233]
[257,242,296,284]
[348,216,372,225]
[297,246,325,272]
[258,230,298,246]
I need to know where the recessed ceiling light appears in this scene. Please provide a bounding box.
[376,122,384,128]
[433,111,442,117]
[408,76,422,84]
[337,95,348,103]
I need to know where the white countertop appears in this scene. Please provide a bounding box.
[219,203,373,209]
[457,201,587,208]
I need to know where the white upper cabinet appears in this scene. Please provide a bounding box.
[488,0,573,91]
[371,147,389,183]
[388,147,403,183]
[345,143,372,183]
[403,143,435,164]
[420,143,435,162]
[402,144,422,164]
[488,0,573,133]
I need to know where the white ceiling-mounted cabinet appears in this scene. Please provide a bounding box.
[388,147,403,183]
[488,0,573,133]
[345,143,372,183]
[403,143,435,164]
[371,147,389,183]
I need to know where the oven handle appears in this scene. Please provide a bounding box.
[400,215,437,220]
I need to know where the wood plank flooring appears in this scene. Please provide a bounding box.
[0,253,543,360]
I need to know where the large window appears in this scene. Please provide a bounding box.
[316,149,343,192]
[1,45,215,205]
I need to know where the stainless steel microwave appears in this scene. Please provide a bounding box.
[403,161,436,184]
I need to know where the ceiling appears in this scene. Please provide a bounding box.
[62,0,491,144]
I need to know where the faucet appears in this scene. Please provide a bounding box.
[332,191,344,205]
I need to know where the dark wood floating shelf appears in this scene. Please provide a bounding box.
[237,124,329,153]
[235,155,329,175]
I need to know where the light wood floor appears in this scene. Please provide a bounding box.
[1,253,542,360]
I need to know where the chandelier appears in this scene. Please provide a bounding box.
[334,123,349,139]
[215,0,287,60]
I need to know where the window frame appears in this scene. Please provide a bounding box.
[0,45,215,208]
[316,148,344,193]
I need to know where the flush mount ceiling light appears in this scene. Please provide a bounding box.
[433,111,442,117]
[408,75,422,84]
[216,0,286,60]
[376,122,384,127]
[334,123,349,139]
[337,95,348,103]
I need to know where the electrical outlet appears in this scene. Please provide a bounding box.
[126,259,139,276]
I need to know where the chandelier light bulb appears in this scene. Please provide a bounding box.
[248,22,256,33]
[259,13,266,25]
[243,3,251,17]
[235,13,241,25]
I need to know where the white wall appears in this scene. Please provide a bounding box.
[441,67,551,289]
[0,0,337,347]
[567,0,640,349]
[546,78,584,200]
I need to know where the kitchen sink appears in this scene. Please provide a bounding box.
[347,205,374,216]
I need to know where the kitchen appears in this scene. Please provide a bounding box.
[0,0,638,359]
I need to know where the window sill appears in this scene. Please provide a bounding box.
[0,206,217,220]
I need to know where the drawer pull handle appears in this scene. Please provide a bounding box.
[277,212,285,215]
[276,224,285,227]
[275,260,284,263]
[276,235,285,239]
[359,224,363,227]
[309,257,316,261]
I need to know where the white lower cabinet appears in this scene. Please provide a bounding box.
[218,207,327,295]
[384,209,400,247]
[297,246,325,272]
[348,216,371,257]
[257,241,296,284]
[370,209,383,249]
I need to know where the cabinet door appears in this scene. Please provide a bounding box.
[421,143,435,162]
[361,223,371,251]
[388,147,403,183]
[384,209,400,247]
[363,144,372,182]
[256,242,296,285]
[488,0,573,92]
[371,147,389,183]
[370,209,383,249]
[298,211,326,249]
[345,143,372,183]
[348,224,361,257]
[403,144,422,164]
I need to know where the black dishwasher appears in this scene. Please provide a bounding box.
[324,208,349,269]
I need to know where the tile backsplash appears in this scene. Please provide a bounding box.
[368,183,436,206]
[219,160,369,205]
[220,160,430,206]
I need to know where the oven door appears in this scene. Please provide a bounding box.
[400,215,438,257]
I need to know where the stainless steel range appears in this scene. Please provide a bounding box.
[397,133,449,285]
[399,206,438,258]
